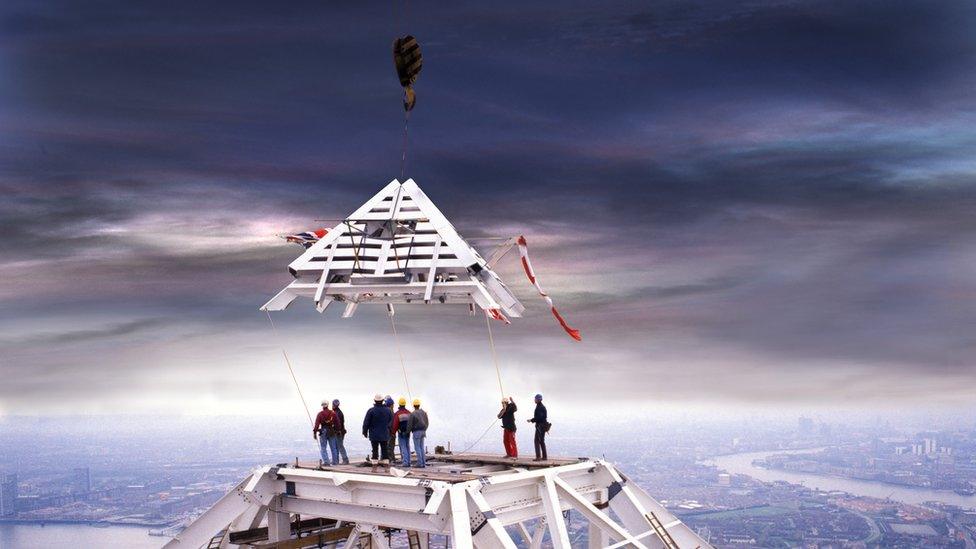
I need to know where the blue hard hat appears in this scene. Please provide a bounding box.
[332,399,340,406]
[384,396,394,406]
[534,393,543,400]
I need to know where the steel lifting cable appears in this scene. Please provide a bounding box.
[484,309,506,399]
[400,110,411,181]
[265,310,314,427]
[388,310,413,401]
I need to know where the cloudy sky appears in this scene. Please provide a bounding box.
[2,0,975,417]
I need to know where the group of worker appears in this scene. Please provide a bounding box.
[313,393,551,471]
[497,393,550,461]
[314,394,429,471]
[363,394,430,470]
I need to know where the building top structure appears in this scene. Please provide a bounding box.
[164,452,712,549]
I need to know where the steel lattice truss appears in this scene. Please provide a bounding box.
[162,455,712,549]
[262,179,524,319]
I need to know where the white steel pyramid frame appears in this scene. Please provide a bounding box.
[162,456,711,549]
[262,179,525,319]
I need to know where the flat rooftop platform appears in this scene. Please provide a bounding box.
[292,452,586,483]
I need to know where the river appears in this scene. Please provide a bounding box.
[0,523,164,548]
[709,449,976,510]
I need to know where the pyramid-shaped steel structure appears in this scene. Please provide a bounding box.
[262,179,525,319]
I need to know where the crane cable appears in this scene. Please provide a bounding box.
[265,310,315,428]
[484,308,505,399]
[388,310,413,402]
[400,110,411,181]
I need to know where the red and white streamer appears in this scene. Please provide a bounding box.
[488,309,510,324]
[516,235,582,341]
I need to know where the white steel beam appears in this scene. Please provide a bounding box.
[279,497,445,534]
[267,499,291,542]
[342,524,364,549]
[424,238,441,303]
[162,476,255,548]
[551,475,647,549]
[448,485,474,549]
[528,519,547,549]
[588,520,611,549]
[314,240,339,306]
[539,477,571,549]
[465,486,518,549]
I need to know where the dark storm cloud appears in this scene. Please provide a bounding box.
[2,0,976,412]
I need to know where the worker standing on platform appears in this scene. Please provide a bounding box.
[313,399,339,466]
[384,395,397,462]
[498,397,518,458]
[363,394,394,471]
[407,398,429,468]
[332,399,349,464]
[528,393,548,461]
[393,397,412,467]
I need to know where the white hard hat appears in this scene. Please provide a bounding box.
[373,393,384,401]
[321,399,330,406]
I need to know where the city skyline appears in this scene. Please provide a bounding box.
[4,0,976,416]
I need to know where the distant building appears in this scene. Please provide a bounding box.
[0,473,17,517]
[924,438,937,455]
[717,473,731,486]
[71,466,92,496]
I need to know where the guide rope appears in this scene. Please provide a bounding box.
[265,310,314,427]
[388,309,413,401]
[484,309,505,399]
[456,417,500,455]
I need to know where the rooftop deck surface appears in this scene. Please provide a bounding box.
[291,452,587,483]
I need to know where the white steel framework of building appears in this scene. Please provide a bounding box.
[163,453,712,549]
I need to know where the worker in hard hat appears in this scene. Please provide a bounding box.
[497,397,518,458]
[332,399,349,464]
[407,398,429,468]
[392,397,413,467]
[313,399,339,466]
[527,393,549,461]
[363,394,394,472]
[384,395,397,463]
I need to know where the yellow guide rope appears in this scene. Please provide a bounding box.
[265,310,314,427]
[484,309,505,399]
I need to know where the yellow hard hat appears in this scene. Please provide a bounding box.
[398,397,407,406]
[412,398,421,407]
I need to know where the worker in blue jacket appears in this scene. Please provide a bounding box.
[363,394,394,472]
[527,393,549,461]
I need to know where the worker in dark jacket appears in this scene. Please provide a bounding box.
[497,397,518,458]
[527,393,548,461]
[332,399,349,464]
[384,395,397,463]
[363,394,394,471]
